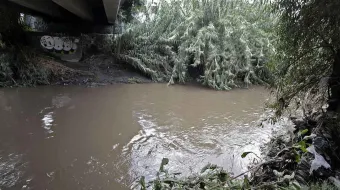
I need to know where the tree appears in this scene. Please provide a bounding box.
[274,0,340,113]
[0,5,24,46]
[114,0,276,90]
[0,6,49,87]
[119,0,144,22]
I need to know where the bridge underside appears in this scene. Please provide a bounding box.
[5,0,122,24]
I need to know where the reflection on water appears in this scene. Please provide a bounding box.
[0,84,277,189]
[42,112,54,136]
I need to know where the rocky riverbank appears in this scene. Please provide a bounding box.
[137,112,340,189]
[251,112,340,189]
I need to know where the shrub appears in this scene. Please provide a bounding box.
[114,0,276,90]
[0,6,49,87]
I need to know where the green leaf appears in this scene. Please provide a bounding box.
[241,152,252,158]
[298,141,307,153]
[200,163,218,173]
[243,175,250,189]
[161,158,169,166]
[292,181,301,190]
[139,176,146,190]
[294,150,301,163]
[298,129,309,137]
[218,172,229,182]
[159,158,169,172]
[300,129,308,135]
[153,179,162,190]
[201,163,212,173]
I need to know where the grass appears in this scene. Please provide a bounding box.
[0,48,50,87]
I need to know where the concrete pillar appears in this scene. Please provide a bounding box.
[8,0,64,18]
[52,0,93,21]
[103,0,122,24]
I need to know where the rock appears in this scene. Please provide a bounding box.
[291,118,305,127]
[307,145,332,179]
[313,166,333,179]
[313,136,330,153]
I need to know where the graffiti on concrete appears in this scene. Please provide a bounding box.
[40,36,79,54]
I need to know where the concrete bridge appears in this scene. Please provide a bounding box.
[5,0,124,24]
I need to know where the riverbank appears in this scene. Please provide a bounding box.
[0,53,152,88]
[251,112,340,189]
[134,110,340,189]
[141,112,340,189]
[52,54,152,87]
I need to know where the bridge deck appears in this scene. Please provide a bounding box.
[7,0,121,24]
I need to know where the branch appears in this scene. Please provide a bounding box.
[230,158,284,180]
[294,45,333,63]
[312,29,336,55]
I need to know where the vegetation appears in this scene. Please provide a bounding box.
[0,6,49,87]
[269,4,340,188]
[119,0,145,23]
[1,0,340,188]
[138,114,340,189]
[124,0,340,189]
[139,157,339,189]
[0,49,50,87]
[137,160,247,189]
[0,5,25,45]
[113,0,276,90]
[272,0,340,114]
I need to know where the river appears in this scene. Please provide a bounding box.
[0,84,274,190]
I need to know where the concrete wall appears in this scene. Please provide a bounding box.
[23,14,116,34]
[82,34,114,54]
[22,12,119,62]
[26,32,83,62]
[25,32,115,62]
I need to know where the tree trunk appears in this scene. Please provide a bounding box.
[327,50,340,112]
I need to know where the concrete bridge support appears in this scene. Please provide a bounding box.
[103,0,123,24]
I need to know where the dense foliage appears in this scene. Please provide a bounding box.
[269,2,340,189]
[114,0,276,90]
[272,0,340,113]
[139,157,339,189]
[119,0,145,23]
[0,6,49,87]
[0,5,25,45]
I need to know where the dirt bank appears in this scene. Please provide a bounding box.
[41,54,152,87]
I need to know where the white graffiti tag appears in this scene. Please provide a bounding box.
[53,37,63,51]
[40,35,79,53]
[40,36,54,50]
[62,37,72,51]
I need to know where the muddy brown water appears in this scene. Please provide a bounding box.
[0,84,274,190]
